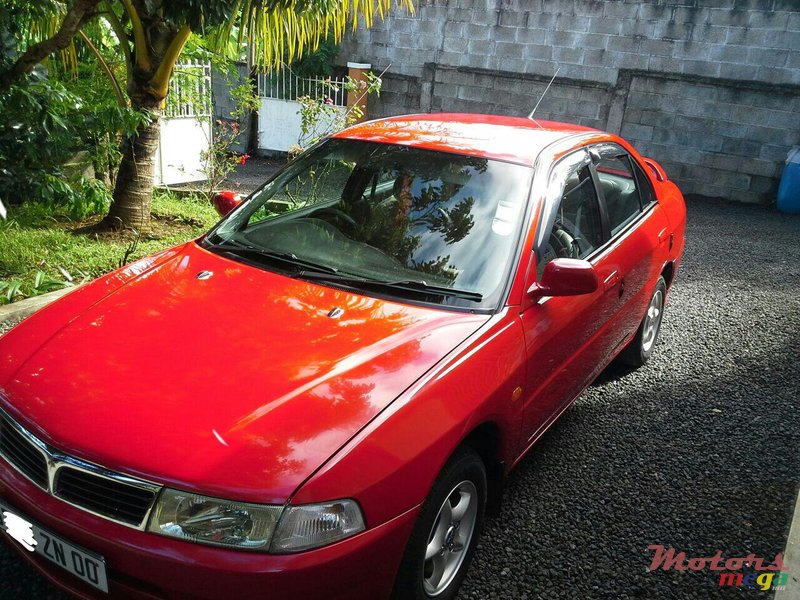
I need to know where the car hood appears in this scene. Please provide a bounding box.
[0,242,488,503]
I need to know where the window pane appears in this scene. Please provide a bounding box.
[596,154,642,236]
[212,139,534,308]
[632,159,657,207]
[540,165,603,270]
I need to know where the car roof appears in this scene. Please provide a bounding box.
[333,113,602,166]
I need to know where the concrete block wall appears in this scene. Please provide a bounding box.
[212,63,252,155]
[340,0,800,203]
[622,73,800,203]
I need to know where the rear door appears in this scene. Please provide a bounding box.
[590,143,671,352]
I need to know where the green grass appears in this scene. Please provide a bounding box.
[0,192,219,304]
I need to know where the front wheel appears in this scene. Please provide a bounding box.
[392,447,487,600]
[619,276,667,367]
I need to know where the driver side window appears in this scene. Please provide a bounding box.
[539,164,604,275]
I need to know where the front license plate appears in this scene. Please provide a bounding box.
[0,501,109,593]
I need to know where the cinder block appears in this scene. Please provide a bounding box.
[493,25,519,42]
[604,2,638,19]
[583,48,608,67]
[443,36,469,53]
[466,23,491,40]
[526,11,558,29]
[620,122,655,142]
[701,152,743,171]
[708,8,749,28]
[444,21,464,37]
[652,128,689,146]
[612,51,649,70]
[520,43,553,63]
[641,38,675,57]
[579,32,611,50]
[639,4,670,22]
[468,39,494,56]
[557,14,591,34]
[740,157,779,178]
[756,65,794,85]
[590,17,623,36]
[647,55,685,73]
[541,0,564,14]
[748,174,778,194]
[417,19,442,35]
[546,28,578,47]
[418,33,444,49]
[681,59,722,78]
[718,62,760,81]
[639,109,676,129]
[607,35,641,54]
[721,137,763,157]
[553,45,584,64]
[496,41,524,58]
[573,1,605,17]
[748,9,790,30]
[697,0,734,8]
[766,30,800,51]
[747,47,790,68]
[499,10,524,27]
[516,27,549,45]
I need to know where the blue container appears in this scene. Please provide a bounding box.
[777,147,800,214]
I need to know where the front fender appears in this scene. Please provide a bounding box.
[290,309,526,529]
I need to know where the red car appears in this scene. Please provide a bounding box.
[0,114,685,599]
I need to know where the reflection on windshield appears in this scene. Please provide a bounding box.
[210,139,533,308]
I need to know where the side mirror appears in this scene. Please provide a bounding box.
[528,258,599,298]
[212,191,243,217]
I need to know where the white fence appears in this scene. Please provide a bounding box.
[257,71,348,153]
[155,60,212,186]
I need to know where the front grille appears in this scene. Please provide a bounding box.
[54,467,156,527]
[0,416,48,488]
[0,407,161,530]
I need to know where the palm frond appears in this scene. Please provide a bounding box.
[211,0,413,71]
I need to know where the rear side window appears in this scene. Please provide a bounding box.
[596,154,642,236]
[631,159,657,207]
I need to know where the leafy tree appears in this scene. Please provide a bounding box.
[0,2,145,216]
[1,0,412,230]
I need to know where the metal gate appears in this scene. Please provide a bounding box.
[155,60,212,186]
[257,70,347,153]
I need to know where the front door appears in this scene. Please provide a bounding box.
[519,150,617,442]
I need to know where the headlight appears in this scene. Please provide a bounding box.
[148,489,366,553]
[147,489,283,550]
[270,499,366,553]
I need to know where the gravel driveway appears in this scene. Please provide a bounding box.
[1,197,799,599]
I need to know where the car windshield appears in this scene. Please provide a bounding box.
[207,139,533,309]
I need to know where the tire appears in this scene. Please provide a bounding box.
[619,276,667,368]
[392,447,487,600]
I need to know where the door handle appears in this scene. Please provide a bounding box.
[603,271,620,292]
[658,228,670,246]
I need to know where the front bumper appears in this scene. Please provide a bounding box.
[0,464,418,599]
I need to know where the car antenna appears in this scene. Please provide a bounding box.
[527,67,560,128]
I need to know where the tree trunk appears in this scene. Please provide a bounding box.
[103,96,162,230]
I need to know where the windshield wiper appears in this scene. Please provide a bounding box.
[382,279,483,302]
[205,242,338,274]
[298,272,483,303]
